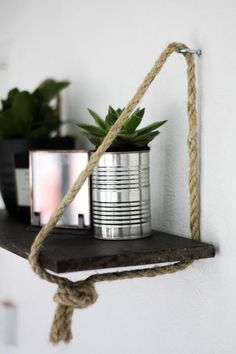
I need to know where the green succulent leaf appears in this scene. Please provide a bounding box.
[124,108,145,133]
[81,131,103,146]
[108,105,119,117]
[116,108,124,115]
[87,108,107,131]
[105,106,118,127]
[118,133,136,141]
[135,120,167,136]
[131,131,160,148]
[77,123,106,137]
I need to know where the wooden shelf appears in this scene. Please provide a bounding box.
[0,210,215,273]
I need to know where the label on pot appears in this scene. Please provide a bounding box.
[15,168,30,206]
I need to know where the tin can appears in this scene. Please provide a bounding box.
[92,150,151,240]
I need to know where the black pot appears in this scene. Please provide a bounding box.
[0,137,76,216]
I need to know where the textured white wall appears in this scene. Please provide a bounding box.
[0,0,235,353]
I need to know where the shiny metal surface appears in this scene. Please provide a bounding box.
[178,48,202,56]
[92,151,151,240]
[30,150,91,228]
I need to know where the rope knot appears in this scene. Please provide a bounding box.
[54,281,98,309]
[49,281,98,344]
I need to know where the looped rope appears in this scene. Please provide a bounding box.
[53,281,98,309]
[49,281,98,343]
[28,42,200,344]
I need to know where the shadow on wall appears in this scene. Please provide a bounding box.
[156,102,189,235]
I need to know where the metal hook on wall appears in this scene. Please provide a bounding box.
[178,48,202,56]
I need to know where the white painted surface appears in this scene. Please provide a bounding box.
[0,0,235,353]
[0,301,17,346]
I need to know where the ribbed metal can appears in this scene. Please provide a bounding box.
[92,150,151,240]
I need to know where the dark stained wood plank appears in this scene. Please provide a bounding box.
[0,210,215,273]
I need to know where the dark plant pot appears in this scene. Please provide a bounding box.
[0,137,76,216]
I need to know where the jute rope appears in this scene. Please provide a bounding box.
[28,42,200,344]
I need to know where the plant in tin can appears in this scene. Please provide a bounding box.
[77,106,167,151]
[77,106,167,240]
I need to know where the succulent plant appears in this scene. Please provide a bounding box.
[0,79,70,138]
[77,106,167,151]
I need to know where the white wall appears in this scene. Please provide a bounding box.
[0,0,235,353]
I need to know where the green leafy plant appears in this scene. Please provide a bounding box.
[77,106,167,151]
[0,79,70,138]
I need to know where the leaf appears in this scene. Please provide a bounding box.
[131,131,160,148]
[132,130,159,142]
[12,91,33,135]
[42,106,60,131]
[77,123,106,137]
[8,88,20,100]
[109,137,126,149]
[124,108,145,133]
[87,108,107,130]
[34,79,70,103]
[1,88,20,111]
[116,108,124,115]
[118,133,136,141]
[105,106,118,127]
[81,131,103,147]
[109,138,137,151]
[108,105,119,117]
[135,120,167,136]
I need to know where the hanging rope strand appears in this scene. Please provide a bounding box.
[28,42,200,344]
[185,53,200,240]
